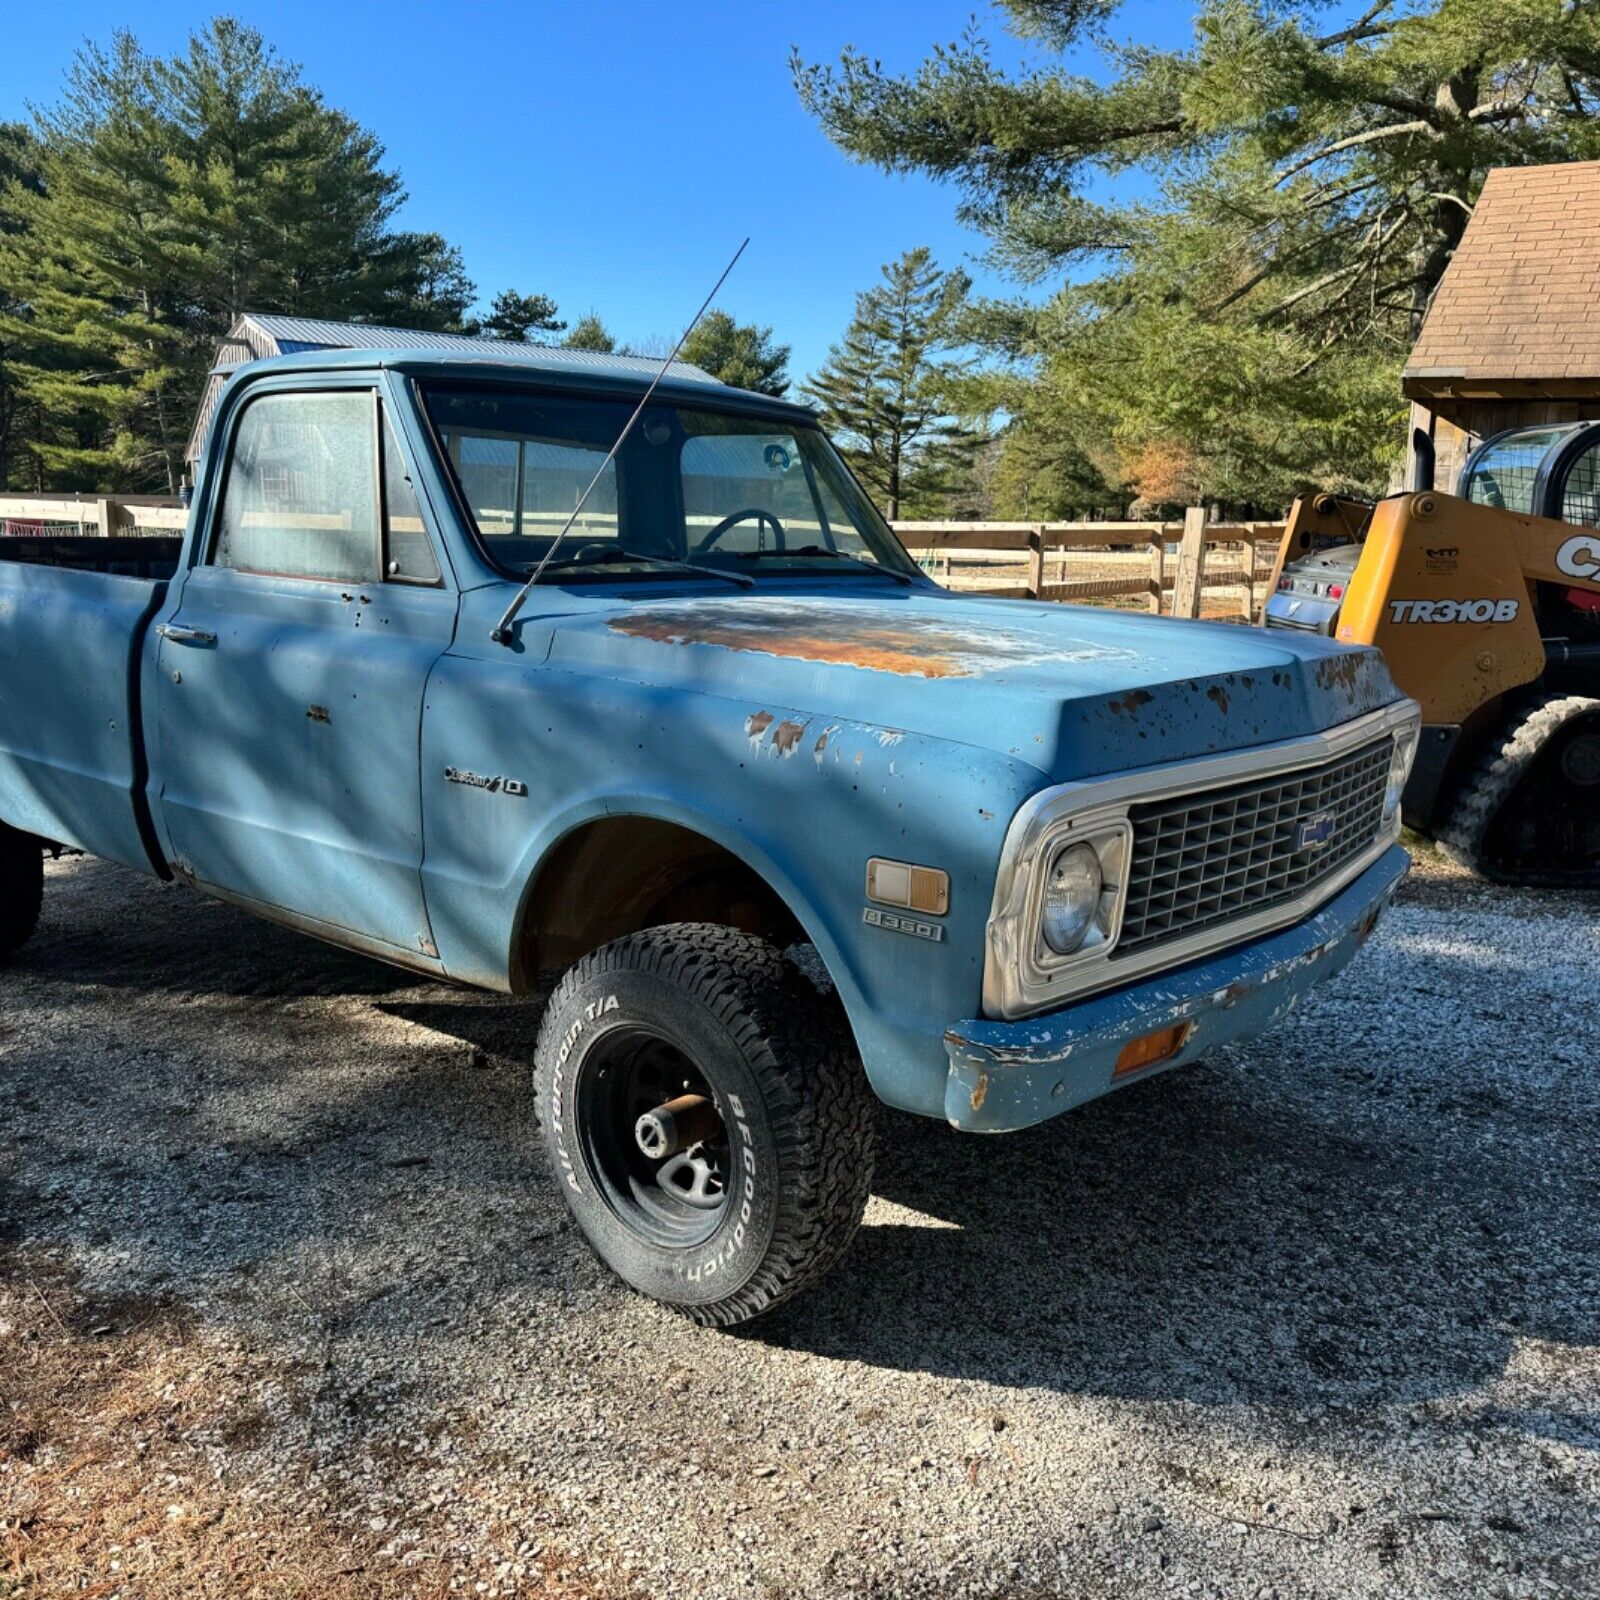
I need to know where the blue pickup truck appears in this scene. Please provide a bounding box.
[0,344,1418,1324]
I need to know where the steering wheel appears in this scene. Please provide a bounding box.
[693,508,786,555]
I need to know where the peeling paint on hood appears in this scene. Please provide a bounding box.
[607,597,1138,679]
[542,588,1402,782]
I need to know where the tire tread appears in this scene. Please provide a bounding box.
[534,923,874,1327]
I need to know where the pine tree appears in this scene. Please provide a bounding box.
[804,248,980,520]
[0,122,47,489]
[0,18,475,492]
[795,1,1600,507]
[563,313,616,353]
[679,310,789,395]
[479,289,565,342]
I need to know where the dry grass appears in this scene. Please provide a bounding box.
[0,1250,594,1599]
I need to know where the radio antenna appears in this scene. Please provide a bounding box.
[490,237,750,644]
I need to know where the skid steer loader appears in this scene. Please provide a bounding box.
[1263,421,1600,884]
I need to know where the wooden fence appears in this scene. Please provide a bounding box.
[0,494,1287,623]
[893,510,1286,621]
[0,493,189,538]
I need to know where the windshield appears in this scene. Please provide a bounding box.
[420,384,919,581]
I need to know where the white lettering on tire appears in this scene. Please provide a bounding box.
[686,1092,757,1283]
[550,994,619,1194]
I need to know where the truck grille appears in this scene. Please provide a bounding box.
[1115,736,1393,957]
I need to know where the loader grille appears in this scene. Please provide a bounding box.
[1115,736,1393,957]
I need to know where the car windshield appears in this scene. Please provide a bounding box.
[420,385,919,582]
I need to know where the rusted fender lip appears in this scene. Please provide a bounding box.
[942,844,1410,1133]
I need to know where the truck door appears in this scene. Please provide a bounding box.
[152,384,455,960]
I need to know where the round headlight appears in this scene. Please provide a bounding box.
[1041,842,1102,955]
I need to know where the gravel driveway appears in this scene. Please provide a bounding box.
[2,853,1597,1598]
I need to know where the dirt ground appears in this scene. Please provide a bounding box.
[2,849,1597,1599]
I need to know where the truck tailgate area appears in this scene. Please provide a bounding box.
[0,557,168,872]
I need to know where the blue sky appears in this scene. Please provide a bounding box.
[0,1,1196,382]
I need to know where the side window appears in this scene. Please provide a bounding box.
[1560,442,1600,529]
[213,392,377,582]
[382,415,442,584]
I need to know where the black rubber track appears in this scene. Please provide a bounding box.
[534,923,875,1327]
[0,823,43,964]
[1437,692,1600,887]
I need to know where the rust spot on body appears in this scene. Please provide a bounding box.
[1207,685,1230,714]
[745,710,774,740]
[609,599,1130,678]
[1314,652,1365,694]
[969,1073,989,1113]
[1108,689,1154,717]
[771,718,808,756]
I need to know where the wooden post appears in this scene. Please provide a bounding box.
[1147,526,1165,613]
[1171,506,1208,619]
[1025,524,1046,600]
[92,496,136,537]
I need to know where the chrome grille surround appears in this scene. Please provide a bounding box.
[981,698,1420,1021]
[1117,736,1392,957]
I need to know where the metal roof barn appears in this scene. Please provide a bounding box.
[184,313,716,472]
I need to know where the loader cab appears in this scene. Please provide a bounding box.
[1458,421,1600,527]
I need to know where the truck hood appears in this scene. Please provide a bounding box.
[538,588,1399,781]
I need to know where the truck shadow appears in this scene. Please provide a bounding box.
[4,859,1594,1424]
[754,1072,1597,1413]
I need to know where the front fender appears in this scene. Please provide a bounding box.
[417,651,1046,1115]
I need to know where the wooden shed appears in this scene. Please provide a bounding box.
[1404,160,1600,496]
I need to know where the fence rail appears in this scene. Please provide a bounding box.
[0,493,188,538]
[0,494,1287,623]
[892,515,1286,621]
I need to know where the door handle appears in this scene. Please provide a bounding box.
[157,623,217,647]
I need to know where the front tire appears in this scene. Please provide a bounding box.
[534,924,874,1326]
[0,823,43,964]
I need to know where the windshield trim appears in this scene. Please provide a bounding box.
[413,377,926,587]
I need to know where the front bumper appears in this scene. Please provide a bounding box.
[943,843,1409,1132]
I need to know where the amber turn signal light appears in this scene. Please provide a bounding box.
[866,858,949,916]
[1113,1021,1193,1078]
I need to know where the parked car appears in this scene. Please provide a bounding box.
[0,344,1419,1324]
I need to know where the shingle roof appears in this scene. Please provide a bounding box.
[1404,161,1600,398]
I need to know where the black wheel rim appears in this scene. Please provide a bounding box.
[574,1026,731,1248]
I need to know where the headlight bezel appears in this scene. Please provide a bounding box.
[1382,724,1420,834]
[1037,825,1130,962]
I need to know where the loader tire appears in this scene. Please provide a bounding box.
[0,823,44,964]
[1437,693,1600,887]
[534,923,874,1327]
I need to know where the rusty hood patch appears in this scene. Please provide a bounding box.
[606,597,1135,679]
[543,589,1400,781]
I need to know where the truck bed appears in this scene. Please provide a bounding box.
[0,535,182,580]
[0,541,173,874]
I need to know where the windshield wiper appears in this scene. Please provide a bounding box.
[536,547,754,589]
[731,545,915,585]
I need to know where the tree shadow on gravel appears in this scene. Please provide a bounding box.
[7,860,1596,1423]
[752,1066,1598,1413]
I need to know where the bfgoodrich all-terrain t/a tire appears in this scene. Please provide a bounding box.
[534,923,875,1327]
[0,822,43,965]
